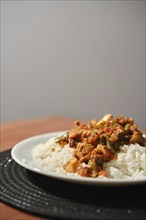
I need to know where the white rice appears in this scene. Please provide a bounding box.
[103,144,146,179]
[32,137,146,179]
[32,137,74,175]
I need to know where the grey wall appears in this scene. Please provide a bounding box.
[1,1,145,129]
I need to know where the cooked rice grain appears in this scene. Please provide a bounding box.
[103,144,146,179]
[32,137,146,179]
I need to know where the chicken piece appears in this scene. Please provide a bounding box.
[74,143,94,160]
[109,132,119,143]
[77,164,101,177]
[77,166,93,177]
[96,145,115,161]
[68,127,90,147]
[87,148,103,173]
[88,132,99,146]
[55,132,69,147]
[64,158,78,173]
[79,154,91,163]
[102,114,113,122]
[130,132,143,144]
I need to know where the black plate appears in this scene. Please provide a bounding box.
[0,149,146,220]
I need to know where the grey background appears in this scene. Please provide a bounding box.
[1,1,145,129]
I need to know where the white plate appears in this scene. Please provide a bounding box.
[11,131,146,186]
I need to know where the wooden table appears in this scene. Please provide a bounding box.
[0,116,75,220]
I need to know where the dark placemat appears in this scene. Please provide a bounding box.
[0,150,146,220]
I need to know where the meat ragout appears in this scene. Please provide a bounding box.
[56,114,146,178]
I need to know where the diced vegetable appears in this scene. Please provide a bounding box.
[58,114,146,177]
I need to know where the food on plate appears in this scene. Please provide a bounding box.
[33,114,146,179]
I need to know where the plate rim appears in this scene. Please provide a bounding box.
[11,131,146,186]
